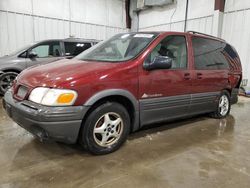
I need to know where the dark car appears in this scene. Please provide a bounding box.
[0,38,99,94]
[3,31,242,155]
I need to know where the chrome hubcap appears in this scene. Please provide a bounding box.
[93,112,123,147]
[219,95,229,116]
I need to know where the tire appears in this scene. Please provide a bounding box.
[0,72,18,95]
[79,102,130,155]
[211,90,231,119]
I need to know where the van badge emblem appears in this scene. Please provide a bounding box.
[142,93,163,98]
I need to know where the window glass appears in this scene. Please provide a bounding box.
[192,37,229,70]
[64,42,92,56]
[145,35,187,69]
[19,51,27,58]
[75,33,158,62]
[224,43,237,59]
[30,42,61,58]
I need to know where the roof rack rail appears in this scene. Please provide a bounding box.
[187,31,225,41]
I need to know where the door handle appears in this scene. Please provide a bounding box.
[197,73,203,79]
[184,73,191,80]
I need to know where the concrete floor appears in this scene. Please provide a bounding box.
[1,97,250,188]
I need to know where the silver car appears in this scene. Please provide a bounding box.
[0,38,99,94]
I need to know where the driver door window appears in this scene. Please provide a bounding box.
[30,42,61,58]
[145,35,187,69]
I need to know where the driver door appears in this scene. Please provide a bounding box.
[26,41,64,68]
[138,34,192,126]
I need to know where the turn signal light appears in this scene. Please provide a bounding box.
[57,93,75,104]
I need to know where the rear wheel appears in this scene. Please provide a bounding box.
[0,72,18,95]
[80,102,130,155]
[211,90,231,118]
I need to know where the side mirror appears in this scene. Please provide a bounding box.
[28,51,37,59]
[144,56,172,71]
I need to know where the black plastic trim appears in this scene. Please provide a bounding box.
[231,88,239,104]
[140,94,191,126]
[189,92,220,115]
[84,89,140,132]
[3,90,89,143]
[140,92,221,126]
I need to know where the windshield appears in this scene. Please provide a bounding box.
[75,33,159,62]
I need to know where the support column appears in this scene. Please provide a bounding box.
[212,0,225,37]
[212,10,223,37]
[130,0,139,32]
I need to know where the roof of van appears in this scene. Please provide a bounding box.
[142,30,225,42]
[128,31,224,42]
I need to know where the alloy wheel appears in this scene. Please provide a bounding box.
[0,73,18,93]
[219,95,229,116]
[93,112,124,147]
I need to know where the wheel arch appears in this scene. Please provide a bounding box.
[223,88,232,96]
[82,89,140,133]
[1,68,21,74]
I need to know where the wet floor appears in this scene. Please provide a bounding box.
[1,97,250,188]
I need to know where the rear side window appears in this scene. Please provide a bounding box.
[64,42,92,56]
[192,37,229,70]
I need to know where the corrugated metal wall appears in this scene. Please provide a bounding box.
[0,0,128,56]
[140,15,213,35]
[139,0,214,34]
[1,0,250,85]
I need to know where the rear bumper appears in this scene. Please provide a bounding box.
[3,90,89,144]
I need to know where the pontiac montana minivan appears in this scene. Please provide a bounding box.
[3,31,242,155]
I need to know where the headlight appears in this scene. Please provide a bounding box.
[29,87,78,106]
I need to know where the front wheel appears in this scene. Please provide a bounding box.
[211,91,231,118]
[0,72,18,95]
[80,102,130,155]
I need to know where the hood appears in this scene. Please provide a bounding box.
[0,55,24,69]
[0,55,16,62]
[18,59,123,88]
[0,55,9,60]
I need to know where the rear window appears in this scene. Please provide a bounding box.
[192,37,229,70]
[64,42,92,56]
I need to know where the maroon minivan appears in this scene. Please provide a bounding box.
[3,31,242,154]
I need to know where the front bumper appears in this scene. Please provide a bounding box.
[3,90,89,144]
